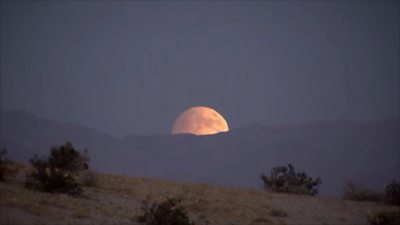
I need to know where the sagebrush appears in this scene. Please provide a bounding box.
[342,180,383,202]
[385,180,400,206]
[261,164,322,195]
[25,142,89,195]
[136,196,195,225]
[0,148,7,181]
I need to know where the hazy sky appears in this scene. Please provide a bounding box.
[1,1,399,137]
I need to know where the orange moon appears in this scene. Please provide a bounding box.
[172,106,229,135]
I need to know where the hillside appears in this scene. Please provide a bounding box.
[1,110,399,196]
[1,164,399,225]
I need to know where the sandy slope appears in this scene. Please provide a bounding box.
[0,166,399,225]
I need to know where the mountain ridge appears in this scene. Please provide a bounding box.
[1,110,399,197]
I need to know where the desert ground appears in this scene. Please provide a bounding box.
[1,163,399,225]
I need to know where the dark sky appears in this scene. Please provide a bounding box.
[1,1,399,137]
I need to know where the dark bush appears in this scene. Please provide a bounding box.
[136,196,194,225]
[25,142,89,195]
[0,148,7,181]
[385,180,400,206]
[47,142,89,172]
[0,148,16,181]
[342,180,384,202]
[261,164,322,196]
[368,209,400,225]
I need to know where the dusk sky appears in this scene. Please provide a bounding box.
[1,1,399,137]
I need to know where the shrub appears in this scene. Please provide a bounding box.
[0,148,17,181]
[0,148,7,181]
[342,180,384,202]
[47,143,89,172]
[260,164,322,195]
[25,142,89,195]
[367,209,400,225]
[136,196,195,225]
[385,180,400,206]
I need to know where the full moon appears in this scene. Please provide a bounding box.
[172,106,229,135]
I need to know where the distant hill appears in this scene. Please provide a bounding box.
[1,110,399,196]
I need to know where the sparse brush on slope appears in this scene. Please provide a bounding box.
[136,196,195,225]
[385,180,400,206]
[0,148,7,181]
[342,180,384,202]
[0,147,17,181]
[342,180,400,205]
[25,142,90,195]
[261,164,322,196]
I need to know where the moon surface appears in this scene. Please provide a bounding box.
[172,106,229,135]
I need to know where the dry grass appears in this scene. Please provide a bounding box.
[1,164,399,225]
[94,174,282,224]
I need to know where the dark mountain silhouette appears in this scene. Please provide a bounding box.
[1,110,399,196]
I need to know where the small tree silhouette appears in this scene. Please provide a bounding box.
[261,164,322,196]
[26,142,89,195]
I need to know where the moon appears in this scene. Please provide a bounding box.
[172,106,229,135]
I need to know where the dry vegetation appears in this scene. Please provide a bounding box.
[1,162,399,225]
